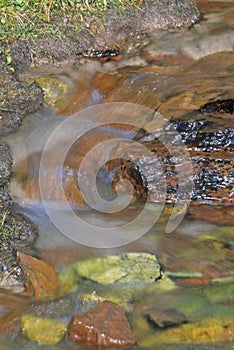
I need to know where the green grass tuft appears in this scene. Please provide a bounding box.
[0,0,141,41]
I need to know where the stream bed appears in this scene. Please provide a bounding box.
[0,1,234,349]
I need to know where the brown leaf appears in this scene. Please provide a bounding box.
[18,252,58,300]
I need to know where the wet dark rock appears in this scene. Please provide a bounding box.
[110,106,234,205]
[199,99,234,115]
[180,128,234,152]
[112,153,233,205]
[67,300,136,348]
[170,105,234,153]
[172,119,208,133]
[82,47,122,62]
[146,309,187,329]
[192,158,234,203]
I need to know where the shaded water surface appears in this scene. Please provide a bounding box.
[1,1,234,349]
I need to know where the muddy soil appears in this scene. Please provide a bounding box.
[0,143,37,291]
[0,63,44,136]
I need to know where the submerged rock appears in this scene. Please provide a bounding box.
[67,300,136,348]
[0,289,32,334]
[146,308,187,329]
[131,280,234,347]
[141,318,234,347]
[60,252,162,289]
[21,314,67,345]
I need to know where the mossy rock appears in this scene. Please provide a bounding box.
[139,318,234,347]
[59,252,162,293]
[21,314,67,345]
[199,226,234,247]
[34,76,73,110]
[80,274,177,312]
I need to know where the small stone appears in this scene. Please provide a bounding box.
[146,309,187,328]
[67,300,136,348]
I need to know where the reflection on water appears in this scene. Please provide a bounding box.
[1,1,234,349]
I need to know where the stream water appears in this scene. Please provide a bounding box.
[1,1,234,349]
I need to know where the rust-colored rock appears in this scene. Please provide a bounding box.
[143,52,194,66]
[92,71,125,97]
[67,300,136,348]
[58,77,91,116]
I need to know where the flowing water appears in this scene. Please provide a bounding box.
[1,1,234,349]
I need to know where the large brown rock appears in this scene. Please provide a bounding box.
[67,300,136,348]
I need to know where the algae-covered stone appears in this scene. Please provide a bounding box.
[34,76,73,110]
[21,314,67,345]
[199,226,234,247]
[60,253,161,289]
[75,274,176,313]
[140,318,234,347]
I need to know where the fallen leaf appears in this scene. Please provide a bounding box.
[19,252,58,299]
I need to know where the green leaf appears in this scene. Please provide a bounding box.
[6,54,12,64]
